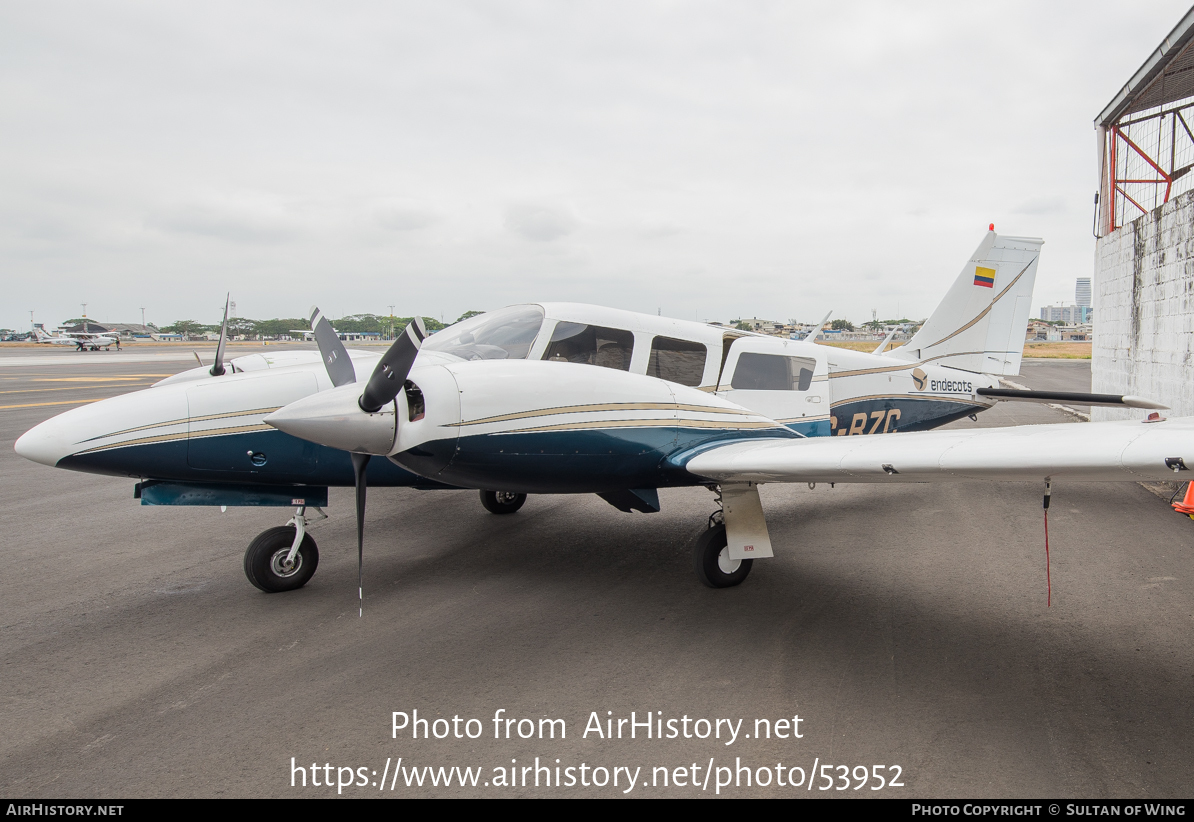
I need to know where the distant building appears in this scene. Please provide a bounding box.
[733,318,787,335]
[1026,320,1052,340]
[1075,277,1091,308]
[60,322,158,338]
[1039,305,1092,324]
[1029,321,1092,342]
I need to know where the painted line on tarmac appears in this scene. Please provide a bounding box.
[0,353,215,366]
[0,383,156,395]
[0,398,105,410]
[30,377,166,383]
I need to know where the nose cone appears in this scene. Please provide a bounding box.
[14,385,190,476]
[14,416,74,467]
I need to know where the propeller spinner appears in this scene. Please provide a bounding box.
[265,309,427,616]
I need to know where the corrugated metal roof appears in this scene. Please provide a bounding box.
[1096,5,1194,126]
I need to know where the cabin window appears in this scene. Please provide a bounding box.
[542,323,634,371]
[730,353,815,391]
[423,305,544,360]
[648,336,707,386]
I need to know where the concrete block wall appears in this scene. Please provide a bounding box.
[1092,188,1194,421]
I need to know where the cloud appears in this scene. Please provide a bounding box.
[374,201,440,231]
[631,217,684,240]
[1,1,1187,329]
[150,193,304,243]
[1013,197,1067,215]
[504,203,578,242]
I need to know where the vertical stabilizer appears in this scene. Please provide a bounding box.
[889,231,1042,375]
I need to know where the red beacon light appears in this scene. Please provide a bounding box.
[989,223,995,231]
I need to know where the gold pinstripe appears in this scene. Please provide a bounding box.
[74,423,276,455]
[920,257,1036,350]
[491,418,782,434]
[774,414,832,424]
[828,394,987,407]
[82,406,283,442]
[828,349,1021,379]
[701,371,828,391]
[74,431,192,454]
[188,423,276,440]
[458,401,757,427]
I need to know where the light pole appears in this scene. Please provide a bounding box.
[388,305,395,339]
[81,303,87,333]
[140,307,146,329]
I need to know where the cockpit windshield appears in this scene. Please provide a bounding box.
[422,305,545,361]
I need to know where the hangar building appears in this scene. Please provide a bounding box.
[1093,7,1194,420]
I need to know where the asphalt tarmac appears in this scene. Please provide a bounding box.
[2,349,1192,798]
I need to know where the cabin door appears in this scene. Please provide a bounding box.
[716,337,830,437]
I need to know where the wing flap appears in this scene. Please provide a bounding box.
[685,418,1194,484]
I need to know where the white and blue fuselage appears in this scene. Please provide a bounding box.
[16,302,1002,497]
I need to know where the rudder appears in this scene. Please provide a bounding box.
[889,230,1042,375]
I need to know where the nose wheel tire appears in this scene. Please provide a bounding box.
[244,526,319,592]
[480,490,527,515]
[693,524,753,588]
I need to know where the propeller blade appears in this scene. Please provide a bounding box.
[351,451,370,618]
[310,306,357,387]
[209,293,230,377]
[359,317,427,413]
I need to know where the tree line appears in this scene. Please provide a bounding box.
[153,312,485,339]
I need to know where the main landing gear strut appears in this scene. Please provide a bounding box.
[692,492,753,588]
[244,506,326,592]
[692,483,775,588]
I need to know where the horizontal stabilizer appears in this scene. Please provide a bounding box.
[977,388,1168,409]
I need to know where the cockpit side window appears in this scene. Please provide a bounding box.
[730,353,815,391]
[648,336,707,386]
[542,323,634,371]
[422,305,544,361]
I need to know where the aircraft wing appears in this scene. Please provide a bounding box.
[685,417,1194,485]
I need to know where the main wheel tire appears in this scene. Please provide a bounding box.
[480,490,527,515]
[244,526,319,593]
[693,524,753,588]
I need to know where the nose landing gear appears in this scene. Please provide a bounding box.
[480,490,527,515]
[244,506,325,592]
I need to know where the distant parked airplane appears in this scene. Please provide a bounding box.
[33,326,121,351]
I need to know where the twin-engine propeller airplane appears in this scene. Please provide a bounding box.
[13,229,1187,612]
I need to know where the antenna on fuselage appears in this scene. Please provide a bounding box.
[210,293,230,377]
[872,327,898,355]
[805,310,832,341]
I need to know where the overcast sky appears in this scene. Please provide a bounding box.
[1,1,1189,330]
